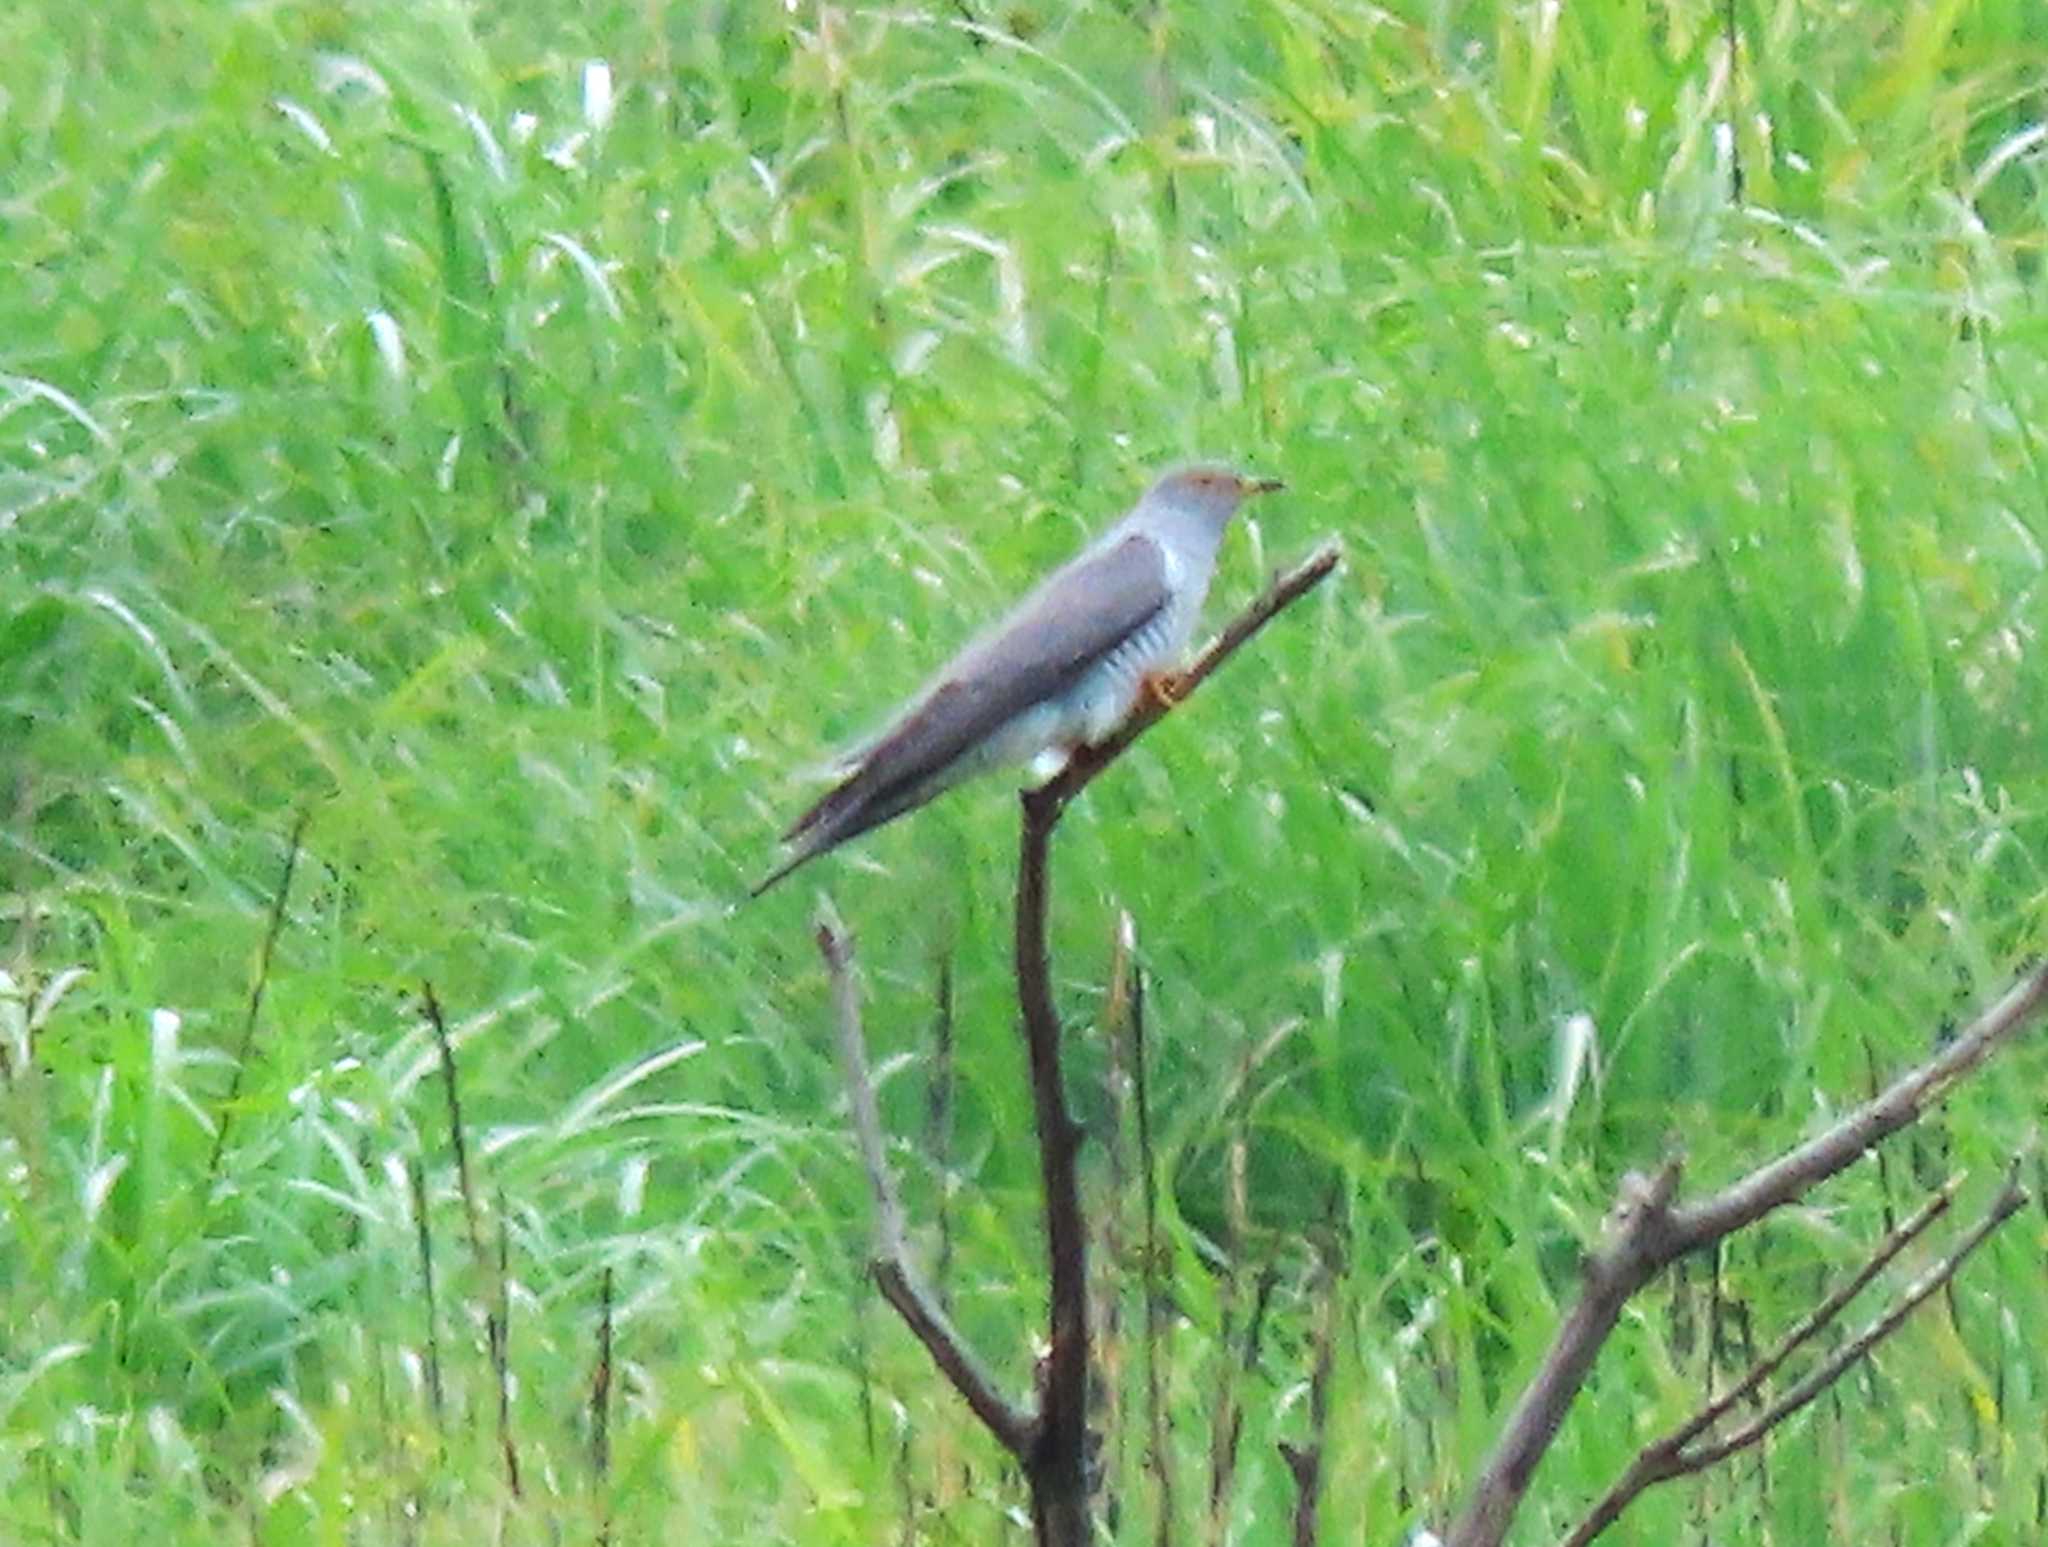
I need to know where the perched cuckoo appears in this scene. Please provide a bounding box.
[751,465,1282,896]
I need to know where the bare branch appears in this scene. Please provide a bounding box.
[1560,1176,1962,1547]
[1686,1169,2026,1472]
[405,1152,445,1424]
[927,949,957,1306]
[818,917,909,1259]
[491,1191,522,1497]
[1126,919,1180,1547]
[1451,1161,1686,1547]
[422,980,484,1263]
[592,1264,615,1483]
[206,809,308,1185]
[1098,914,1136,1536]
[1014,794,1093,1544]
[1667,967,2048,1252]
[1207,1026,1277,1547]
[1447,960,2048,1547]
[816,915,1035,1458]
[1280,1252,1341,1547]
[1673,1177,1956,1453]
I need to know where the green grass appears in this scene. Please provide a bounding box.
[5,0,2048,1541]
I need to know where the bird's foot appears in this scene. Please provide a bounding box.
[1139,670,1189,713]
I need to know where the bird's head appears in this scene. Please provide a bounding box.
[1147,464,1285,532]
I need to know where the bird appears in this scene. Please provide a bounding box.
[750,464,1283,897]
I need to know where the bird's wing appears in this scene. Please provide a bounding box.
[782,530,1171,846]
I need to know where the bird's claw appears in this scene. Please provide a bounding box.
[1140,670,1189,713]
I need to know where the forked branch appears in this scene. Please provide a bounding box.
[817,916,1034,1458]
[1446,961,2048,1547]
[1560,1168,2026,1546]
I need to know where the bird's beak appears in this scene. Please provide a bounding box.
[1244,476,1286,496]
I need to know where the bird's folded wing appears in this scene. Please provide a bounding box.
[784,531,1171,844]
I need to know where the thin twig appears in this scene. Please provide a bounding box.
[1129,924,1179,1547]
[492,1193,522,1497]
[1099,914,1136,1537]
[1446,961,2048,1547]
[1560,1176,1961,1547]
[924,945,966,1520]
[1208,1265,1279,1543]
[1681,1179,1954,1449]
[592,1262,615,1545]
[592,1264,614,1483]
[1206,1027,1268,1547]
[206,810,308,1184]
[928,949,957,1308]
[1280,1252,1341,1547]
[1723,0,1745,204]
[406,1153,445,1423]
[422,981,483,1262]
[817,916,1035,1457]
[1690,1171,2025,1469]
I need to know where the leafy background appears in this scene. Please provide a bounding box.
[4,0,2046,1541]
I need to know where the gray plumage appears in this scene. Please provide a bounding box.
[751,465,1282,897]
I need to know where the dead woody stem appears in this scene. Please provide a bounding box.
[1447,963,2048,1547]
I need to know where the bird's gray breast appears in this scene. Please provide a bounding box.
[1059,609,1176,745]
[1057,538,1212,746]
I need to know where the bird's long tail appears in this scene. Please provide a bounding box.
[747,763,948,899]
[746,843,819,900]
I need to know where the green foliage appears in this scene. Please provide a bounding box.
[5,0,2047,1541]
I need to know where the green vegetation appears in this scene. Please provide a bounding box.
[5,0,2046,1541]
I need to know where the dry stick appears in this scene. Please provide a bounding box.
[1099,917,1136,1538]
[1208,1264,1280,1545]
[1446,961,2048,1547]
[817,917,1036,1457]
[1723,0,1745,204]
[921,949,961,1528]
[1206,1038,1265,1547]
[206,810,308,1185]
[1570,1168,2028,1546]
[1561,1176,1959,1547]
[492,1192,523,1498]
[592,1264,615,1546]
[1129,935,1179,1547]
[1280,1255,1341,1547]
[422,981,483,1261]
[822,544,1342,1547]
[1013,784,1094,1547]
[407,1153,446,1422]
[592,1264,614,1480]
[928,950,958,1306]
